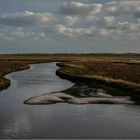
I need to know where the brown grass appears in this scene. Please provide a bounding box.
[56,59,140,98]
[0,54,140,97]
[58,61,140,84]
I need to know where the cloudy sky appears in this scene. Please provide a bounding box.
[0,0,140,54]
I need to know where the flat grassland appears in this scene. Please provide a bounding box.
[0,54,140,99]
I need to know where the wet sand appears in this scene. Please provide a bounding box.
[24,83,135,105]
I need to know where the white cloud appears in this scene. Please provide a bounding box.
[104,1,140,16]
[63,16,79,26]
[96,16,118,28]
[0,1,140,40]
[95,16,140,31]
[46,22,140,39]
[11,29,45,39]
[47,24,120,38]
[60,1,102,15]
[0,28,46,41]
[48,24,92,37]
[0,11,55,27]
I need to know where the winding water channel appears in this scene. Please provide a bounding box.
[0,62,140,139]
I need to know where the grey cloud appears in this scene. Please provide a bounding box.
[63,16,79,26]
[0,28,46,41]
[0,1,140,40]
[60,1,102,15]
[96,16,118,28]
[95,16,139,31]
[104,1,140,16]
[46,22,140,39]
[46,24,119,38]
[0,11,54,27]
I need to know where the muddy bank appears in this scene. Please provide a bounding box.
[24,83,135,105]
[56,62,140,99]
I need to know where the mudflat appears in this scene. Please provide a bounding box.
[0,54,140,101]
[24,83,135,105]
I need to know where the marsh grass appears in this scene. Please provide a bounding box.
[0,62,30,90]
[0,54,85,91]
[57,61,140,83]
[0,77,10,90]
[56,60,140,99]
[0,54,140,96]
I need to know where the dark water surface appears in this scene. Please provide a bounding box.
[0,62,140,139]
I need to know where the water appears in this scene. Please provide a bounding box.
[0,62,140,139]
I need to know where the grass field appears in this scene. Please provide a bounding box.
[0,54,83,90]
[0,54,140,99]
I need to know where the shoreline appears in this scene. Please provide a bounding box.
[56,62,140,100]
[24,83,135,105]
[0,64,30,91]
[0,54,140,101]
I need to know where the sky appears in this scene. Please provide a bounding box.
[0,0,140,54]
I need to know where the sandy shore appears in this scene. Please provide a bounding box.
[24,83,135,105]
